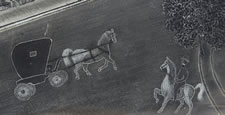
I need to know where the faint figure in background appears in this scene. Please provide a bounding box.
[16,0,25,5]
[9,0,19,7]
[15,0,34,6]
[0,0,10,10]
[174,56,190,100]
[0,0,34,10]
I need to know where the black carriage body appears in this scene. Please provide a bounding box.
[12,38,52,84]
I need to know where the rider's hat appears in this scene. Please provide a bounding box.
[181,56,190,65]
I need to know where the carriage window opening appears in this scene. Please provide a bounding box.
[29,51,37,57]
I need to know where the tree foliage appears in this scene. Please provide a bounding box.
[162,0,225,49]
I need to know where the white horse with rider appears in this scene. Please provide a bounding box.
[62,28,117,80]
[154,57,205,115]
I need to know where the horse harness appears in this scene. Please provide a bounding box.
[89,45,110,61]
[89,49,96,62]
[88,40,112,61]
[67,43,111,66]
[68,52,75,66]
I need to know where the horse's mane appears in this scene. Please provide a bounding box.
[97,31,111,46]
[167,57,177,81]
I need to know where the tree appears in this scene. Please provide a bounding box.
[0,0,6,6]
[162,0,225,114]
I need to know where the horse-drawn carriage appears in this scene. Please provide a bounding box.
[12,38,68,101]
[12,29,117,101]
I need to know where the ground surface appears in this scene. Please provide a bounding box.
[0,0,224,115]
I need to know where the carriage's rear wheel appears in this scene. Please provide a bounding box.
[14,83,36,101]
[48,70,68,88]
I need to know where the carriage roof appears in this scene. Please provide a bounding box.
[11,38,52,78]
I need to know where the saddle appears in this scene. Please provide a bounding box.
[175,85,185,100]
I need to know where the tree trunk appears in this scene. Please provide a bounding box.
[198,41,222,115]
[210,48,225,97]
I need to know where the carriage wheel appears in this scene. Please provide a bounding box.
[14,83,36,101]
[48,70,68,88]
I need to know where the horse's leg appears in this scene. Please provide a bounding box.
[74,63,82,80]
[174,99,184,114]
[98,58,109,72]
[109,56,117,70]
[157,96,170,113]
[103,54,117,71]
[82,64,92,76]
[106,45,117,70]
[154,88,161,103]
[183,85,195,115]
[184,96,193,115]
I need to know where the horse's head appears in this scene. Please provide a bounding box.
[62,48,73,57]
[107,28,117,43]
[160,57,170,73]
[160,57,177,79]
[98,28,117,46]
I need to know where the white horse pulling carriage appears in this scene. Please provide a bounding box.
[154,57,205,115]
[12,29,117,101]
[61,28,118,80]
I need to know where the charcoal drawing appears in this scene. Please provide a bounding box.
[0,0,225,115]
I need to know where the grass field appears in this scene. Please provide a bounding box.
[0,0,224,115]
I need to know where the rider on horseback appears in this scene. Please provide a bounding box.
[174,56,190,100]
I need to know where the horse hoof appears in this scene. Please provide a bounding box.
[75,77,80,80]
[98,68,102,72]
[157,110,163,113]
[155,99,159,103]
[87,73,92,76]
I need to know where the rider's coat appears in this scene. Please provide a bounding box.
[174,65,189,98]
[176,65,189,84]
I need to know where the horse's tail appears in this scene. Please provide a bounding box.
[194,83,205,101]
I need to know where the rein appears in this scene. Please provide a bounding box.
[68,52,75,66]
[63,51,105,70]
[97,40,112,55]
[89,49,96,61]
[49,40,113,62]
[164,62,175,85]
[89,39,113,61]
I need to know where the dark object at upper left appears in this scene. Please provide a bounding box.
[11,37,68,101]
